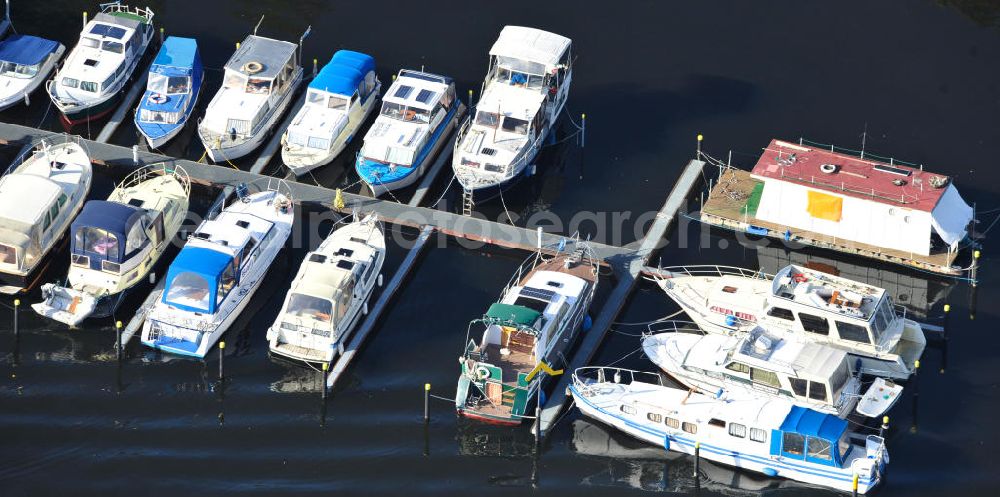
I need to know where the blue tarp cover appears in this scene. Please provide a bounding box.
[150,36,201,77]
[71,201,144,263]
[779,406,847,442]
[309,50,375,97]
[0,34,59,66]
[162,246,233,314]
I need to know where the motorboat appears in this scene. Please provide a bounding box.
[134,36,203,149]
[0,34,65,111]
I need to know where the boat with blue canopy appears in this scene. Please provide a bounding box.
[282,50,380,175]
[570,366,890,494]
[355,69,460,196]
[0,34,65,111]
[134,37,204,149]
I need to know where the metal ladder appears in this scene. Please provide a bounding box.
[461,188,474,216]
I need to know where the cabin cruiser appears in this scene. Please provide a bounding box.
[642,327,903,419]
[198,33,304,162]
[456,242,597,425]
[140,184,294,358]
[134,37,203,149]
[33,164,190,326]
[569,366,889,494]
[282,50,380,175]
[453,26,573,198]
[652,264,925,380]
[267,213,385,363]
[0,137,92,294]
[46,2,154,125]
[0,34,65,111]
[355,69,459,196]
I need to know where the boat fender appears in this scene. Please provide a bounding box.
[793,273,808,283]
[819,163,838,174]
[148,93,167,104]
[582,314,593,332]
[242,61,264,74]
[725,315,738,327]
[762,467,778,477]
[475,365,491,380]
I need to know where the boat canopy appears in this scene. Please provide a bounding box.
[485,303,541,328]
[774,405,849,466]
[226,35,297,80]
[70,201,146,264]
[489,26,570,73]
[151,36,201,77]
[162,247,234,314]
[309,50,375,98]
[0,34,59,66]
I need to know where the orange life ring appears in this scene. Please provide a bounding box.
[793,273,808,283]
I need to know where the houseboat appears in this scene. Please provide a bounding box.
[140,184,294,358]
[569,366,889,494]
[282,50,380,175]
[134,36,203,149]
[0,137,92,294]
[0,34,65,111]
[651,264,925,380]
[46,2,154,125]
[452,26,573,198]
[267,213,384,364]
[33,164,190,325]
[198,33,304,162]
[456,243,597,425]
[355,69,459,196]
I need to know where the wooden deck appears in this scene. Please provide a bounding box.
[701,168,961,275]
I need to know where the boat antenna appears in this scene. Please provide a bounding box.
[253,14,265,36]
[860,122,868,159]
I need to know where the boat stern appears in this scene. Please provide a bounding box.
[455,355,528,425]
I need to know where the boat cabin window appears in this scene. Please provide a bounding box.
[495,66,544,90]
[708,418,726,428]
[838,432,851,460]
[665,417,680,429]
[798,313,830,335]
[0,61,41,79]
[102,40,124,54]
[328,95,349,111]
[125,221,147,256]
[307,90,326,105]
[165,272,211,311]
[808,382,827,401]
[286,293,333,323]
[682,422,698,434]
[501,116,530,135]
[235,237,258,270]
[767,306,795,321]
[647,412,662,423]
[835,321,871,344]
[148,73,190,95]
[726,361,750,374]
[61,77,80,89]
[831,364,850,394]
[0,244,17,265]
[380,101,430,123]
[335,278,353,322]
[75,227,119,258]
[247,77,272,94]
[807,436,833,462]
[750,428,767,443]
[620,404,636,415]
[224,70,248,90]
[791,378,830,402]
[750,367,781,388]
[781,432,805,458]
[513,296,549,314]
[475,110,500,128]
[80,81,99,93]
[81,37,101,49]
[729,423,747,438]
[870,298,895,342]
[101,73,116,93]
[217,263,236,305]
[790,378,807,397]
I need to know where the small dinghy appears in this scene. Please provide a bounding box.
[46,2,154,125]
[32,164,190,326]
[0,34,65,111]
[140,182,294,358]
[267,212,385,364]
[134,37,204,149]
[282,50,380,175]
[355,69,459,196]
[0,136,92,294]
[198,30,306,162]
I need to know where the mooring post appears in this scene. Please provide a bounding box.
[696,134,703,159]
[943,303,951,340]
[693,441,700,478]
[115,320,123,361]
[536,226,543,250]
[12,298,18,338]
[879,415,889,438]
[468,89,474,111]
[321,362,328,399]
[852,473,859,497]
[580,114,586,148]
[313,58,318,77]
[218,341,225,381]
[971,249,980,287]
[423,383,430,422]
[83,11,87,29]
[159,27,164,45]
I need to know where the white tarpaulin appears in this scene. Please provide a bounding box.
[930,185,974,248]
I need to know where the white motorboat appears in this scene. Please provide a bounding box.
[33,164,190,326]
[282,50,380,175]
[569,366,889,494]
[267,213,385,364]
[0,136,92,294]
[452,26,573,197]
[46,2,154,125]
[140,183,294,358]
[0,34,65,111]
[198,32,305,162]
[651,264,926,380]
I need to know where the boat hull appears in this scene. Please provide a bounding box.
[58,93,120,126]
[0,46,65,112]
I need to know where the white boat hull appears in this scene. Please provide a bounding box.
[0,45,65,111]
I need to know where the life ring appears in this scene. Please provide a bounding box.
[148,93,167,104]
[242,61,264,74]
[793,273,808,283]
[819,163,838,174]
[475,365,491,381]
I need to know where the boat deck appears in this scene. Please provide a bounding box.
[484,343,534,384]
[700,168,960,274]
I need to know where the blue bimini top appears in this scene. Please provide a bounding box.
[309,50,375,98]
[162,246,234,314]
[0,34,59,66]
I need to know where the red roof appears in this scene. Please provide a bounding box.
[749,139,952,212]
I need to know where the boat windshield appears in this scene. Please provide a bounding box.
[102,40,124,54]
[475,110,499,128]
[74,227,119,259]
[285,293,334,323]
[495,65,545,90]
[380,101,429,123]
[501,116,530,135]
[870,297,895,343]
[148,73,190,95]
[80,37,100,49]
[165,271,212,312]
[223,70,248,90]
[0,62,40,79]
[838,432,851,462]
[247,77,272,95]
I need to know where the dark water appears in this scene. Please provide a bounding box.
[2,1,1000,495]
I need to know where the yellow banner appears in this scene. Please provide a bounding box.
[807,191,843,222]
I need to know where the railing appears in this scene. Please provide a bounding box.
[572,366,664,395]
[4,133,85,176]
[644,319,706,338]
[117,162,191,198]
[647,264,772,281]
[100,2,154,23]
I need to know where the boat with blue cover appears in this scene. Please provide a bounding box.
[355,69,460,196]
[0,34,65,111]
[140,183,294,358]
[282,50,380,175]
[32,163,191,326]
[570,366,890,494]
[134,37,203,149]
